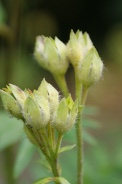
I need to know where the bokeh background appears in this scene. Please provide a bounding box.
[0,0,122,184]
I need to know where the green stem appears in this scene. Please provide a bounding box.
[81,86,89,106]
[75,71,83,184]
[41,130,61,184]
[52,73,69,97]
[76,112,83,184]
[52,127,55,149]
[47,122,54,148]
[55,133,63,157]
[75,70,89,184]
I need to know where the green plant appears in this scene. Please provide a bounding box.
[0,30,103,184]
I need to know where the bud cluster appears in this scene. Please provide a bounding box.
[34,30,103,88]
[0,80,78,146]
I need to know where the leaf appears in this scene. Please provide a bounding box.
[34,177,71,184]
[55,177,71,184]
[33,177,53,184]
[59,144,76,153]
[0,111,24,150]
[14,139,36,179]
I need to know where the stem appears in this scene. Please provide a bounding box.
[76,112,83,184]
[75,74,83,184]
[41,130,61,184]
[52,73,69,97]
[81,86,89,106]
[41,129,62,184]
[55,133,63,157]
[47,122,55,149]
[52,127,55,148]
[75,70,89,184]
[50,160,61,184]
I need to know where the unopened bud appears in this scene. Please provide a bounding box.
[0,90,22,119]
[53,95,78,134]
[67,30,93,67]
[37,79,59,117]
[34,36,69,75]
[9,84,28,109]
[77,47,103,87]
[23,95,50,130]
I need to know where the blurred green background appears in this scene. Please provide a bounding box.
[0,0,122,184]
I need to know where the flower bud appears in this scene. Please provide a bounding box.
[9,84,28,109]
[23,95,50,130]
[67,30,103,86]
[34,36,69,75]
[37,79,59,117]
[67,30,93,67]
[53,95,78,134]
[0,90,22,119]
[77,47,103,87]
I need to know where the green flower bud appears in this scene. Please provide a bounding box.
[24,95,50,130]
[0,90,22,119]
[34,36,69,75]
[77,47,103,87]
[67,30,103,86]
[67,30,93,67]
[9,84,28,109]
[37,79,59,117]
[53,95,78,134]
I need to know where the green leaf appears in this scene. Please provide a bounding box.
[14,139,36,179]
[0,111,24,150]
[55,177,71,184]
[59,144,76,153]
[34,177,71,184]
[33,177,53,184]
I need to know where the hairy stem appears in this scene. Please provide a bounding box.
[75,70,89,184]
[75,72,83,184]
[40,129,61,184]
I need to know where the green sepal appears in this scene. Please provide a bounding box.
[55,98,68,124]
[9,84,27,107]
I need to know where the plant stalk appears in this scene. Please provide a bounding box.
[75,70,89,184]
[55,133,63,157]
[75,72,83,184]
